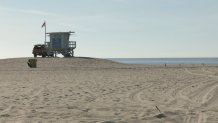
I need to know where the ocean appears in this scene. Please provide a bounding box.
[109,58,218,64]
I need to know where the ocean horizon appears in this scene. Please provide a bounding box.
[108,58,218,64]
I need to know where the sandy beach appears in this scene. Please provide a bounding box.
[0,57,218,123]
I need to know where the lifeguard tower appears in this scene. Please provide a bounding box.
[45,31,76,57]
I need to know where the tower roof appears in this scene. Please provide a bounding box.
[46,31,75,35]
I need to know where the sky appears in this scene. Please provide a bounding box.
[0,0,218,58]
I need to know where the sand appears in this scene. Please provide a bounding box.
[0,57,218,123]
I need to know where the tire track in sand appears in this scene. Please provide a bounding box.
[184,68,218,123]
[14,84,48,123]
[129,83,156,105]
[0,87,44,122]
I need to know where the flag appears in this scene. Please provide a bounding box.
[41,21,46,28]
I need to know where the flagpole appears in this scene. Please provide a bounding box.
[44,22,46,45]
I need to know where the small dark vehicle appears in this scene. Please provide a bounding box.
[32,44,47,57]
[32,44,54,57]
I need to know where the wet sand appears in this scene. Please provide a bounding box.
[0,57,218,123]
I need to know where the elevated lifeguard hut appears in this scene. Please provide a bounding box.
[46,31,76,57]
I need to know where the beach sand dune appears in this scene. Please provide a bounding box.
[0,58,218,123]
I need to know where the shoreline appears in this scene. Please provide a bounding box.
[109,57,218,65]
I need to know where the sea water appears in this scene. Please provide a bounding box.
[109,58,218,64]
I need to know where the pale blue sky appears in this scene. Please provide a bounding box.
[0,0,218,58]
